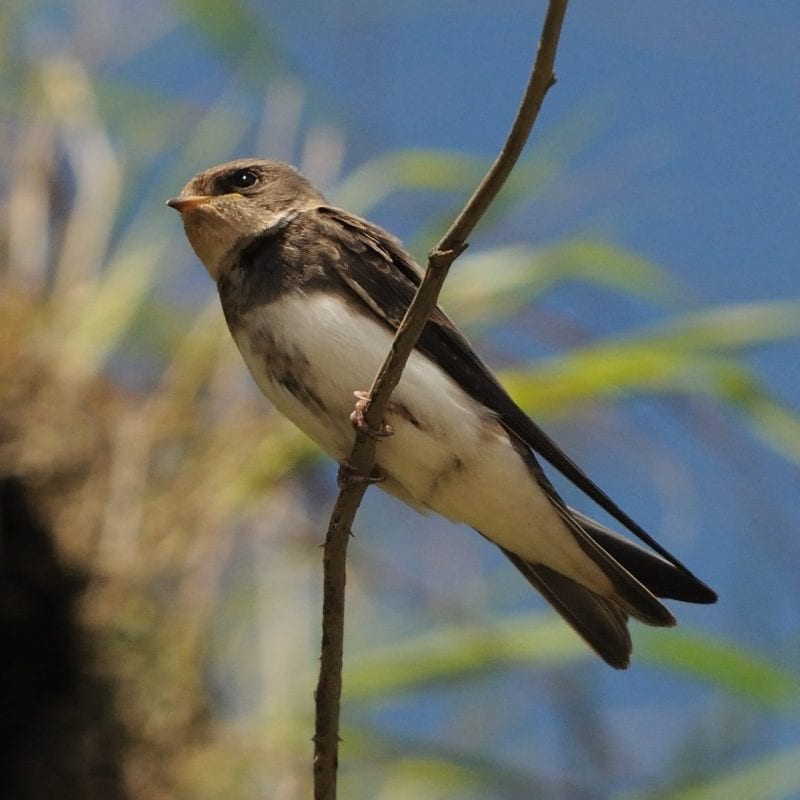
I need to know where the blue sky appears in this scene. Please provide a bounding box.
[269,1,798,302]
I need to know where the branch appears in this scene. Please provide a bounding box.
[312,3,569,798]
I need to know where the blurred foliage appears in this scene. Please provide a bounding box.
[500,300,800,463]
[0,2,798,800]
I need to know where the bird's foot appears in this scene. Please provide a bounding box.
[336,460,386,489]
[350,390,394,439]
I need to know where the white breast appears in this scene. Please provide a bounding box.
[231,291,611,593]
[232,291,479,470]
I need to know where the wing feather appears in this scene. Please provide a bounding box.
[311,206,715,602]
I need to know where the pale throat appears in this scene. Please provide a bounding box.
[185,207,299,282]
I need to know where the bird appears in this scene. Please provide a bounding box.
[167,158,717,669]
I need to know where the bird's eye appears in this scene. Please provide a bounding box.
[229,169,259,190]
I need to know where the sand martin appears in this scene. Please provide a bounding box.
[168,158,716,668]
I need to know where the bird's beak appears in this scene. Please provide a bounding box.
[166,195,214,213]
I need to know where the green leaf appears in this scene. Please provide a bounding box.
[342,614,588,702]
[443,240,678,326]
[343,616,798,717]
[646,300,800,351]
[340,723,586,800]
[498,300,800,462]
[171,0,285,79]
[374,756,480,800]
[332,149,555,217]
[638,628,800,715]
[623,744,800,800]
[536,240,682,300]
[332,149,490,214]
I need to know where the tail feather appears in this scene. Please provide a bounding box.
[570,508,717,604]
[553,504,677,628]
[503,550,632,669]
[495,508,718,669]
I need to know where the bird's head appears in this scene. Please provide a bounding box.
[167,159,325,280]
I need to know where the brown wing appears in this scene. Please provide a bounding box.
[309,206,716,604]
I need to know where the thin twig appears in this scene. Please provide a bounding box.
[312,3,569,798]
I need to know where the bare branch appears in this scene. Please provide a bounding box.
[437,0,568,254]
[313,3,570,798]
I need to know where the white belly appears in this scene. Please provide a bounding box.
[231,291,610,593]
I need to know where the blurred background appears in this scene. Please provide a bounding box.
[1,1,798,798]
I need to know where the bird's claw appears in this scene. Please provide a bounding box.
[337,461,386,489]
[350,390,394,439]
